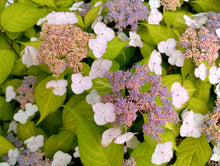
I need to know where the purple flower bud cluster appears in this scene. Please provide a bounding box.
[7,132,23,148]
[102,65,178,140]
[206,12,220,36]
[104,0,148,32]
[122,157,137,166]
[160,0,181,11]
[178,26,220,66]
[203,99,220,144]
[17,149,52,166]
[16,76,37,110]
[39,23,94,77]
[79,3,91,17]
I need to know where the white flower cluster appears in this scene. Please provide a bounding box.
[13,103,38,124]
[158,38,185,67]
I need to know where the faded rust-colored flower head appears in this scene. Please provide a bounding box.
[38,23,94,77]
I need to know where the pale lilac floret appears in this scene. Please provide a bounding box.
[25,103,38,117]
[180,109,205,138]
[183,14,207,29]
[114,132,135,144]
[148,50,162,75]
[209,66,220,84]
[22,45,40,68]
[13,110,29,124]
[69,1,84,11]
[46,11,78,25]
[194,63,208,81]
[215,84,220,98]
[46,79,68,96]
[168,50,185,67]
[73,146,80,158]
[149,0,161,9]
[71,73,93,94]
[92,102,116,125]
[7,121,17,134]
[0,162,10,166]
[6,86,16,102]
[148,8,163,25]
[171,82,189,109]
[210,146,220,162]
[216,28,220,38]
[89,58,112,79]
[24,135,44,152]
[129,32,143,47]
[86,89,101,105]
[101,128,121,147]
[94,22,115,41]
[51,151,72,166]
[158,38,176,56]
[89,37,107,58]
[7,148,19,165]
[151,142,173,165]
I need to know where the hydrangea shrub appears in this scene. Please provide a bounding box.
[0,0,219,166]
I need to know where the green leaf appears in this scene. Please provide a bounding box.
[84,6,101,28]
[92,77,112,95]
[34,76,66,125]
[115,47,136,66]
[0,135,15,156]
[183,80,197,98]
[174,134,211,166]
[45,130,75,158]
[75,14,85,28]
[131,141,155,166]
[137,24,155,47]
[102,37,129,60]
[187,97,209,114]
[0,96,13,121]
[6,31,22,40]
[32,0,56,8]
[140,42,155,59]
[163,10,192,29]
[189,0,220,12]
[160,129,178,151]
[65,105,124,166]
[62,94,94,134]
[39,110,62,136]
[181,60,195,80]
[0,78,22,93]
[195,80,211,104]
[109,60,120,72]
[0,50,15,84]
[140,24,178,45]
[162,74,182,90]
[17,121,47,141]
[54,0,73,7]
[0,0,6,11]
[80,62,91,76]
[10,59,27,76]
[1,3,47,32]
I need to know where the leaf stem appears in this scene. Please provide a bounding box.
[0,29,20,58]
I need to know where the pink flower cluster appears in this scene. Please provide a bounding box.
[178,26,219,66]
[160,0,181,11]
[39,23,94,77]
[102,64,178,140]
[16,76,37,110]
[104,0,148,32]
[203,100,220,144]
